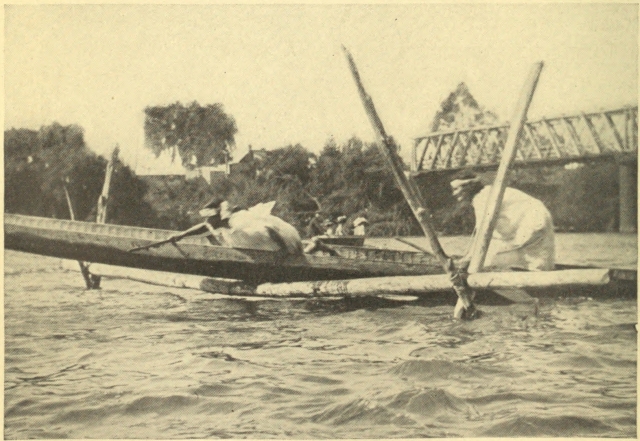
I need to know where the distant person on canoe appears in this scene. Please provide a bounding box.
[352,215,369,236]
[323,219,336,236]
[167,198,303,256]
[451,172,555,271]
[334,215,348,236]
[306,212,324,238]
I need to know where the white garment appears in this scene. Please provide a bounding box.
[353,217,368,236]
[214,202,303,255]
[472,186,555,271]
[353,225,366,236]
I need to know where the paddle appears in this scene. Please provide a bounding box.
[129,237,177,253]
[394,237,435,256]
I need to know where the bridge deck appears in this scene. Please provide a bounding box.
[411,106,637,174]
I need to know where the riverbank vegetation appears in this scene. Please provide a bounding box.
[4,87,622,236]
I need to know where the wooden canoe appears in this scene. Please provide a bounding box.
[311,236,365,247]
[4,214,443,284]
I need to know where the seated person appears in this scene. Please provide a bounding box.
[169,199,303,256]
[334,215,348,236]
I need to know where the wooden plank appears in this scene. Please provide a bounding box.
[459,62,544,317]
[88,145,120,289]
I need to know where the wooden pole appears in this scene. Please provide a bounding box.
[61,261,255,295]
[85,145,120,289]
[63,184,98,289]
[467,62,544,273]
[341,46,475,315]
[97,145,119,224]
[452,62,543,318]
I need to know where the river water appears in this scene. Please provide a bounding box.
[4,234,637,438]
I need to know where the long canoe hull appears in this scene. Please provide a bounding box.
[4,214,443,284]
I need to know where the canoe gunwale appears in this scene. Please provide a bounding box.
[5,214,443,284]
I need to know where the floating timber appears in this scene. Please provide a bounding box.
[5,214,443,284]
[62,261,636,303]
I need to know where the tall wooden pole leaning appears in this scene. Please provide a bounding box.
[454,62,544,317]
[97,145,120,224]
[342,46,475,316]
[88,145,120,288]
[63,183,97,288]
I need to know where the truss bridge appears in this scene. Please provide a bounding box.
[410,105,638,233]
[411,106,637,173]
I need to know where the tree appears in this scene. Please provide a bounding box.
[144,101,237,167]
[430,82,499,132]
[5,123,154,225]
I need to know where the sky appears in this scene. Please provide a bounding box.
[4,3,638,171]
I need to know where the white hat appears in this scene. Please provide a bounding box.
[353,217,369,227]
[450,177,481,197]
[199,197,224,217]
[220,201,234,220]
[450,177,480,190]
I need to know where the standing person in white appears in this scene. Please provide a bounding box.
[451,172,555,271]
[352,216,369,236]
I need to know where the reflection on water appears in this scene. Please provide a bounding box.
[4,248,637,438]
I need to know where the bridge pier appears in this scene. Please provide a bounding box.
[618,159,637,233]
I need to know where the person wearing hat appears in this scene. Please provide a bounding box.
[166,196,226,243]
[168,198,303,256]
[218,201,303,255]
[306,212,324,238]
[334,215,348,236]
[451,171,555,271]
[322,218,336,236]
[352,215,369,236]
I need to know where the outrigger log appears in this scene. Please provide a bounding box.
[60,261,631,301]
